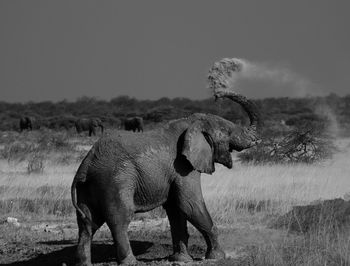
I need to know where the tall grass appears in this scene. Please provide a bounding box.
[1,138,349,219]
[202,154,350,224]
[199,141,350,265]
[0,162,77,218]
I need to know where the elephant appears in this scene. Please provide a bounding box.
[75,118,104,137]
[71,87,260,265]
[19,116,33,132]
[123,116,144,132]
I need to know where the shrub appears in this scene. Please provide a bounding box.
[285,112,329,132]
[44,115,76,130]
[238,128,337,164]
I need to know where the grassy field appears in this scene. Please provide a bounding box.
[0,131,349,265]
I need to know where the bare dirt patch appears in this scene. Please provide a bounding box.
[0,218,292,266]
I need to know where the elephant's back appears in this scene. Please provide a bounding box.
[85,133,170,180]
[95,131,174,158]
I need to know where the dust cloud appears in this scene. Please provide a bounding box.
[208,57,340,136]
[222,58,318,98]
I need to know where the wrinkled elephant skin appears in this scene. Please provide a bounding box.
[71,90,260,265]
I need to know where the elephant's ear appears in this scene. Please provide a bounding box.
[182,122,215,174]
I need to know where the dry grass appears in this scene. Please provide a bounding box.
[1,134,350,265]
[200,138,350,265]
[0,162,76,219]
[203,150,350,224]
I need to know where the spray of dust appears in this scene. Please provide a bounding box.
[208,57,340,136]
[314,103,340,136]
[223,58,319,97]
[238,58,340,136]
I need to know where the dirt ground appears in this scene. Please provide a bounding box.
[0,217,291,266]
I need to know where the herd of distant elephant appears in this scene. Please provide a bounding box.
[19,116,144,136]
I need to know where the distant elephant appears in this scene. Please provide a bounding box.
[19,117,33,132]
[71,88,261,265]
[75,118,104,137]
[123,116,144,132]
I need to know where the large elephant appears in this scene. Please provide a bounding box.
[19,116,33,132]
[71,86,260,265]
[123,116,144,132]
[75,118,104,137]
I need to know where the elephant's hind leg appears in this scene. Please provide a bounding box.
[104,192,137,265]
[75,204,104,266]
[164,202,192,262]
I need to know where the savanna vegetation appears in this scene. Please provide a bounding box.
[1,93,349,135]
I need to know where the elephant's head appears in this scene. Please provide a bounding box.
[181,58,260,174]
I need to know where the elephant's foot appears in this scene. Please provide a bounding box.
[169,252,193,262]
[205,248,226,260]
[119,253,137,265]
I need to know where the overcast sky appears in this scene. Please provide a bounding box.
[0,1,349,102]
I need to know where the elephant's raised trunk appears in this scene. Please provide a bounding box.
[215,90,260,130]
[208,58,260,142]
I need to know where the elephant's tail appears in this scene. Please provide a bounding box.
[71,151,99,229]
[71,176,87,219]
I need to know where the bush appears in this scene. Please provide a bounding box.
[238,128,337,164]
[145,105,190,123]
[44,115,76,130]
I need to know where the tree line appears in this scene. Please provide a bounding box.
[0,93,349,136]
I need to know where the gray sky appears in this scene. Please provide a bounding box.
[1,1,349,102]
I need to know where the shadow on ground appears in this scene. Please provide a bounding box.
[1,240,155,266]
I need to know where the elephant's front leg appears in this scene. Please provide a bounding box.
[176,174,226,260]
[164,202,192,262]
